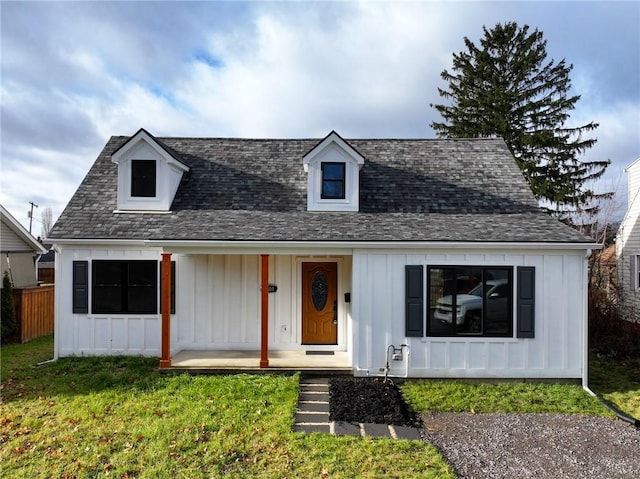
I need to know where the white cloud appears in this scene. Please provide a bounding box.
[0,145,99,231]
[568,100,640,219]
[1,1,638,230]
[571,100,640,171]
[170,2,458,138]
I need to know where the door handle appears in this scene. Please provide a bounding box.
[333,300,338,324]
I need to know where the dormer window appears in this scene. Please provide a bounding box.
[321,162,346,199]
[303,131,365,212]
[111,129,189,213]
[131,160,156,197]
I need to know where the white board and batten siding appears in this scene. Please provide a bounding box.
[176,254,352,353]
[55,247,164,358]
[56,244,588,380]
[55,249,353,358]
[176,254,260,350]
[351,249,587,379]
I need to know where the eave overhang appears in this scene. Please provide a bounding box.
[46,238,599,258]
[1,205,47,254]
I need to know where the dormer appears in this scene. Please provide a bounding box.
[303,131,365,212]
[111,129,189,212]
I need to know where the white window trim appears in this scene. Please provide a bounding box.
[303,131,364,212]
[111,130,189,212]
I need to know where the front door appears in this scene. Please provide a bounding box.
[302,262,338,345]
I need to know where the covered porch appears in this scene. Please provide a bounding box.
[170,349,351,373]
[156,247,354,372]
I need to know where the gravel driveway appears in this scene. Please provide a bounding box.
[421,413,640,478]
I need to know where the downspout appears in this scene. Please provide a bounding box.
[38,245,60,364]
[52,245,61,361]
[583,249,591,392]
[583,384,640,427]
[582,249,639,427]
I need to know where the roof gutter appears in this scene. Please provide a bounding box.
[46,238,600,252]
[47,239,148,247]
[145,239,599,252]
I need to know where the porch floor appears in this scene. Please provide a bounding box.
[169,350,352,373]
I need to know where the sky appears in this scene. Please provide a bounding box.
[1,0,639,235]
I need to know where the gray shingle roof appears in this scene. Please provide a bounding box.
[48,135,593,244]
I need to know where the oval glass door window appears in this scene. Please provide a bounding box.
[311,271,328,311]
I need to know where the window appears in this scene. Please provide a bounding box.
[321,162,345,199]
[92,261,157,314]
[427,266,513,337]
[131,160,156,197]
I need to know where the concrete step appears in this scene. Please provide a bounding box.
[293,376,424,441]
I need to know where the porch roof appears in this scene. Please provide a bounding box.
[49,136,594,244]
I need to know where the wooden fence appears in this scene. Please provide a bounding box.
[38,268,55,284]
[13,285,54,343]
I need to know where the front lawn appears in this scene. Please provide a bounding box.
[589,354,640,419]
[1,337,453,478]
[4,336,634,478]
[402,380,612,415]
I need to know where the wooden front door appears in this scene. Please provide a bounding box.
[302,262,338,345]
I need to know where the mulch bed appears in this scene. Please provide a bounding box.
[328,377,421,427]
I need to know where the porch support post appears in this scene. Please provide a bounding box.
[159,252,172,369]
[260,254,269,368]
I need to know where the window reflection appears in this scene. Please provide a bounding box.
[427,266,512,337]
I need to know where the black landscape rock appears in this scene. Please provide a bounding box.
[328,377,421,427]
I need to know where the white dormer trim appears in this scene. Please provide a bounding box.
[303,131,365,212]
[111,129,189,212]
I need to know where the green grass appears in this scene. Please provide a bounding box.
[589,354,640,419]
[1,337,453,478]
[402,380,612,415]
[4,337,635,478]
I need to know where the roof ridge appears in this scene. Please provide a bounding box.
[153,136,505,142]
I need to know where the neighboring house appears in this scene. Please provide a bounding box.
[1,204,47,288]
[37,244,56,284]
[48,129,597,383]
[616,157,640,320]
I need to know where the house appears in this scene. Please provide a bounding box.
[48,129,598,382]
[616,157,640,321]
[1,204,47,288]
[37,244,56,284]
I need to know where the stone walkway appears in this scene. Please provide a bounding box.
[292,376,423,440]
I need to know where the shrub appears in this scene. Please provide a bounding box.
[589,287,640,358]
[1,271,18,343]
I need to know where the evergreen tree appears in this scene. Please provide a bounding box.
[431,22,611,221]
[1,271,18,343]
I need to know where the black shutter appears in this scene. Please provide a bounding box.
[160,261,176,314]
[72,261,89,314]
[405,265,424,337]
[516,266,535,338]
